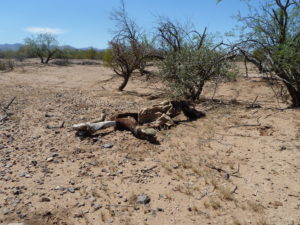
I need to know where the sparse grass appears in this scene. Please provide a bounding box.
[256,218,268,225]
[210,199,222,210]
[175,171,184,179]
[232,217,243,225]
[219,186,235,201]
[0,59,15,71]
[161,162,173,174]
[247,200,264,213]
[204,198,222,210]
[210,178,220,190]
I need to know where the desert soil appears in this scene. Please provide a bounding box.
[0,59,299,225]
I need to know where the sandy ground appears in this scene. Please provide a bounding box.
[0,59,299,225]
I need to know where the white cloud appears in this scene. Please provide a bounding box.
[26,27,65,34]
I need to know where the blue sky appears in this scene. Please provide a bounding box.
[0,0,257,49]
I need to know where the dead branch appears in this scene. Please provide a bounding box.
[4,96,16,110]
[226,124,261,129]
[230,185,238,194]
[205,164,242,178]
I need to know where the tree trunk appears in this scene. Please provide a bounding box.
[45,52,54,64]
[193,80,205,101]
[284,81,300,107]
[40,57,44,64]
[118,75,130,91]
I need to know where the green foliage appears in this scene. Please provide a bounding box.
[157,19,235,101]
[58,47,103,60]
[102,49,113,66]
[159,44,234,100]
[235,0,300,106]
[24,33,60,63]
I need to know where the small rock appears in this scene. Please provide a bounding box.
[74,211,84,218]
[54,186,65,191]
[51,153,59,157]
[157,207,164,212]
[19,213,27,218]
[136,194,151,205]
[77,202,85,207]
[93,204,102,211]
[40,197,51,202]
[68,187,75,193]
[7,223,24,225]
[89,197,96,202]
[18,172,25,177]
[69,180,75,185]
[103,144,113,148]
[46,157,54,162]
[3,207,10,215]
[158,194,165,199]
[223,173,230,180]
[101,168,108,173]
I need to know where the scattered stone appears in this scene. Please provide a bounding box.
[89,197,96,202]
[158,194,165,199]
[51,153,59,157]
[223,173,230,180]
[3,207,10,215]
[69,180,75,185]
[74,211,84,218]
[40,197,51,202]
[46,157,54,162]
[19,213,27,218]
[68,187,75,193]
[18,172,25,177]
[103,144,113,148]
[93,204,102,211]
[54,186,65,191]
[77,202,85,207]
[157,207,164,212]
[136,194,151,205]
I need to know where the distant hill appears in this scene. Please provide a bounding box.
[0,43,104,51]
[0,43,23,51]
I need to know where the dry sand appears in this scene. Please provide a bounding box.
[0,59,299,225]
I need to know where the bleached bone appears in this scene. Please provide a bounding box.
[72,121,116,133]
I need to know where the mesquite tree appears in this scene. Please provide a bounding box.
[233,0,300,107]
[24,33,60,64]
[157,19,236,100]
[107,0,152,91]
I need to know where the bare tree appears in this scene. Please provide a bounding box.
[24,33,60,64]
[106,0,153,91]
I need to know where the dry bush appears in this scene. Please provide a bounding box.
[0,59,15,71]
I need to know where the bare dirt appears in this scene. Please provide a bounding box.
[0,59,299,225]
